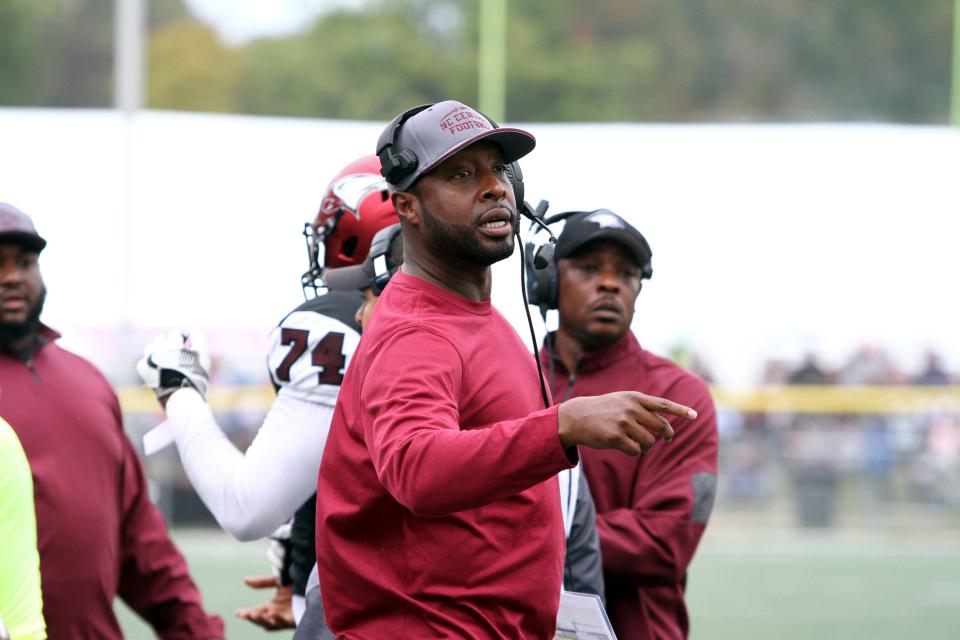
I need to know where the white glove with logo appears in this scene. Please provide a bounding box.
[136,329,211,400]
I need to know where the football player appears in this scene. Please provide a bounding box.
[288,221,404,639]
[137,156,399,629]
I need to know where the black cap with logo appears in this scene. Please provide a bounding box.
[554,209,652,279]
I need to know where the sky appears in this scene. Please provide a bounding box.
[1,110,957,387]
[184,0,364,43]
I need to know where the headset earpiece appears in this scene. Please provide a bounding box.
[376,103,433,187]
[523,210,588,313]
[503,161,525,211]
[524,240,559,314]
[524,209,656,312]
[378,147,418,185]
[523,207,567,314]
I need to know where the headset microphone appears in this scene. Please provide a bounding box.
[533,241,554,270]
[518,200,556,270]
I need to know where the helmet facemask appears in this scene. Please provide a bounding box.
[300,156,399,299]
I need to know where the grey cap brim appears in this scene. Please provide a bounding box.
[395,128,536,192]
[321,261,376,291]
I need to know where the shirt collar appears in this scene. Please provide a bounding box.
[2,322,59,362]
[391,270,493,315]
[547,330,641,375]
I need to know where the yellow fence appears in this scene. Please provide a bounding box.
[711,385,960,414]
[118,385,960,415]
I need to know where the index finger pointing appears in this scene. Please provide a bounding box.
[638,394,698,420]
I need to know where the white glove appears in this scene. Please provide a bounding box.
[136,329,211,400]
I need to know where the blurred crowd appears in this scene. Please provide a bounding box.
[761,347,954,386]
[718,346,960,527]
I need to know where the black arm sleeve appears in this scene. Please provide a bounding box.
[563,473,606,603]
[288,493,317,596]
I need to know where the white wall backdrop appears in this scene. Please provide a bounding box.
[1,109,957,385]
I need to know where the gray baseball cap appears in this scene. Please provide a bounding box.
[377,100,536,191]
[0,203,46,253]
[322,223,403,292]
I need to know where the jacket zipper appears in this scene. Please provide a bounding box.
[25,357,41,383]
[562,371,576,402]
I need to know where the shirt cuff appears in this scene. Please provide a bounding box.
[528,404,579,469]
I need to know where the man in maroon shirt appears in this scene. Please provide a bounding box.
[0,202,223,639]
[534,210,719,640]
[315,101,698,639]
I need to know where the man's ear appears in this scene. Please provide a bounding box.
[392,191,420,226]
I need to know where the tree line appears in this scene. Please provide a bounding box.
[0,0,953,123]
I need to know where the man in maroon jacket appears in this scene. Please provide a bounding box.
[0,202,223,639]
[534,209,719,640]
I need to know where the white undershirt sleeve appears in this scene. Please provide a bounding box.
[164,387,333,541]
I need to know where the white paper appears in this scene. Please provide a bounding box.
[555,591,617,640]
[142,420,174,455]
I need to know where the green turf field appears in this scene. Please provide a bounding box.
[116,526,960,639]
[685,528,960,640]
[116,530,295,639]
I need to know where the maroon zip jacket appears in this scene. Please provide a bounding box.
[0,325,223,640]
[540,332,718,640]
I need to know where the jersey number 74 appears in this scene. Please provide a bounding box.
[274,328,346,385]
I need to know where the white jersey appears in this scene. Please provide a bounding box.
[164,290,365,541]
[267,292,363,405]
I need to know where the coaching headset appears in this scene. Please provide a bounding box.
[377,103,560,408]
[376,103,538,226]
[524,210,654,317]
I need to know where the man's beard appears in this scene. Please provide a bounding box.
[0,287,46,347]
[420,202,515,267]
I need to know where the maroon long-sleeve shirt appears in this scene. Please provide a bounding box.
[541,332,718,640]
[0,325,223,640]
[317,272,575,639]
